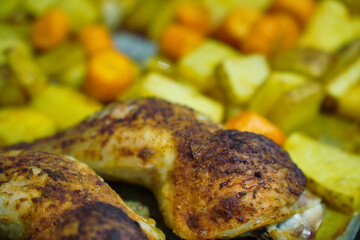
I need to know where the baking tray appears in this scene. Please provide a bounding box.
[108,182,360,240]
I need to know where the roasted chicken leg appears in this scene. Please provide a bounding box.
[5,98,310,239]
[0,150,164,240]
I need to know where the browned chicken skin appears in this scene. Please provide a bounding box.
[5,98,307,239]
[0,150,163,240]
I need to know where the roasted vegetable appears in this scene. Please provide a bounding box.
[226,111,286,145]
[295,114,360,154]
[0,0,20,19]
[242,13,300,57]
[123,72,224,122]
[30,8,70,50]
[7,48,48,97]
[215,7,261,47]
[78,24,114,56]
[248,71,309,116]
[58,0,99,30]
[267,82,324,133]
[217,54,269,105]
[338,84,360,121]
[30,85,102,129]
[160,23,203,61]
[271,47,332,79]
[316,207,352,240]
[326,39,360,101]
[285,133,360,213]
[177,39,238,90]
[270,0,316,27]
[36,43,86,76]
[23,0,59,16]
[0,108,56,146]
[175,1,211,35]
[83,49,135,102]
[299,0,360,52]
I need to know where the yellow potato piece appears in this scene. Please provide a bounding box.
[217,54,270,104]
[299,0,360,52]
[30,85,102,130]
[0,108,56,146]
[285,133,360,212]
[267,82,324,133]
[123,72,224,123]
[316,207,352,240]
[177,40,238,91]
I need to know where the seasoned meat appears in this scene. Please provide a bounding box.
[4,98,307,239]
[0,150,163,240]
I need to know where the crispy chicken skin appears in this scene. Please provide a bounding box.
[5,98,307,239]
[0,150,164,240]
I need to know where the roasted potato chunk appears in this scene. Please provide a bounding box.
[285,133,360,213]
[122,72,224,122]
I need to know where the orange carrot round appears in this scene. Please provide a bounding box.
[226,112,286,146]
[175,2,211,35]
[83,50,134,102]
[160,23,204,60]
[271,0,316,27]
[216,7,261,46]
[31,8,70,50]
[78,24,114,56]
[241,13,299,57]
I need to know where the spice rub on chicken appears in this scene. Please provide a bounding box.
[0,150,164,240]
[5,98,308,239]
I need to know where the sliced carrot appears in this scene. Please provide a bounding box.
[215,7,261,46]
[175,2,211,35]
[270,0,316,27]
[160,23,204,60]
[31,8,70,50]
[78,24,113,56]
[226,112,286,146]
[241,13,299,57]
[275,13,300,49]
[83,50,134,102]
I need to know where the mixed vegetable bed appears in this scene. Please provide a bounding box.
[0,0,360,239]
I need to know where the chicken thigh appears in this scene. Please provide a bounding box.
[0,150,164,240]
[5,98,309,239]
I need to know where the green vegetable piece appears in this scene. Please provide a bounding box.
[58,61,86,89]
[58,0,99,30]
[0,0,20,19]
[23,0,59,16]
[338,84,360,121]
[124,0,164,32]
[316,207,352,240]
[200,0,271,28]
[271,47,332,79]
[177,40,238,91]
[124,200,150,219]
[0,25,31,66]
[249,71,309,116]
[36,43,86,76]
[0,68,26,107]
[295,114,360,154]
[146,56,174,76]
[326,56,360,99]
[7,48,48,97]
[267,82,324,133]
